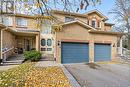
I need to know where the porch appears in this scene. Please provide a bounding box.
[0,28,40,62]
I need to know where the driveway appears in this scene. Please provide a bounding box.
[65,62,130,87]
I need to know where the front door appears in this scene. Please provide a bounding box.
[26,39,30,51]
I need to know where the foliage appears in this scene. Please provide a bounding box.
[14,0,101,15]
[110,0,130,49]
[24,50,41,61]
[0,63,71,87]
[0,62,35,87]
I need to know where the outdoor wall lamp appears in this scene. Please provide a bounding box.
[113,43,116,47]
[58,41,61,47]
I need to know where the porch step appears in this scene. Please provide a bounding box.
[2,60,23,65]
[40,55,55,61]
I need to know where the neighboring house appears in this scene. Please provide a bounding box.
[0,10,123,63]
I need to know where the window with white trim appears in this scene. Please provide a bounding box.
[17,18,27,27]
[92,20,96,28]
[3,17,13,26]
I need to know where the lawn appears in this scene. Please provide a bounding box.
[0,62,71,87]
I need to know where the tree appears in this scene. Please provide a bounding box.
[110,0,130,49]
[13,0,101,15]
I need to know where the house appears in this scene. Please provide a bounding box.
[0,10,123,63]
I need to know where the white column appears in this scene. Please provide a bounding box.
[0,30,3,60]
[120,36,123,56]
[35,34,40,51]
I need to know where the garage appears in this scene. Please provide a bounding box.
[61,42,89,63]
[94,44,111,62]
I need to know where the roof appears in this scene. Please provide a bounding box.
[0,13,52,19]
[61,20,95,30]
[0,24,6,29]
[105,23,114,26]
[84,9,108,20]
[51,10,87,18]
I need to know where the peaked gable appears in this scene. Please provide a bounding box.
[84,10,108,21]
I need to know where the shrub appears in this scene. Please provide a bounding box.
[24,50,41,62]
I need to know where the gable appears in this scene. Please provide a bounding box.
[85,10,108,21]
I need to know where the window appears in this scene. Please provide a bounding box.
[41,20,52,34]
[41,39,46,46]
[47,48,52,51]
[17,18,27,27]
[98,21,101,28]
[92,20,96,28]
[41,48,46,51]
[87,20,89,25]
[65,17,75,22]
[47,39,52,46]
[3,17,13,26]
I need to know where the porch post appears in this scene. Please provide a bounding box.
[120,36,123,56]
[36,34,40,51]
[0,30,3,60]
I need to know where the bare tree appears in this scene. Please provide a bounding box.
[110,0,130,49]
[13,0,101,15]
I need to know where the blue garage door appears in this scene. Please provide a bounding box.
[61,42,89,63]
[94,44,111,62]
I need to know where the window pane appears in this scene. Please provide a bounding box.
[47,48,52,51]
[47,39,52,46]
[17,18,27,27]
[92,21,96,28]
[41,48,46,51]
[41,39,46,46]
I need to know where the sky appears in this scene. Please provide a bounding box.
[79,0,116,23]
[2,0,116,23]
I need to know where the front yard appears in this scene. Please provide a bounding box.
[0,62,71,87]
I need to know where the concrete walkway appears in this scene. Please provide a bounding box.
[0,65,18,71]
[35,61,62,67]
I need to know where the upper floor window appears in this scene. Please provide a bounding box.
[65,17,75,22]
[92,20,96,28]
[16,18,27,27]
[41,20,52,34]
[97,21,101,28]
[3,17,13,26]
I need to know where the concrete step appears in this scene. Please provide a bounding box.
[2,62,22,66]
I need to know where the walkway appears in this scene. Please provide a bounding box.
[35,61,62,67]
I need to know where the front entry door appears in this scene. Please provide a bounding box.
[26,39,30,51]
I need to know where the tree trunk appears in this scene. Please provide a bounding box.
[128,35,130,50]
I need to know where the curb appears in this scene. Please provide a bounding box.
[61,65,81,87]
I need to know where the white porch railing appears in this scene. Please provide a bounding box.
[2,47,14,61]
[117,47,130,59]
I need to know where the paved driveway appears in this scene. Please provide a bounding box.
[65,62,130,87]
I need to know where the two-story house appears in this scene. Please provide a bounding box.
[0,10,123,63]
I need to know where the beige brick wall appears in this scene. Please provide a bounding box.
[55,23,118,63]
[2,30,16,58]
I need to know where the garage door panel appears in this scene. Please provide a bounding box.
[61,43,89,63]
[94,44,111,62]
